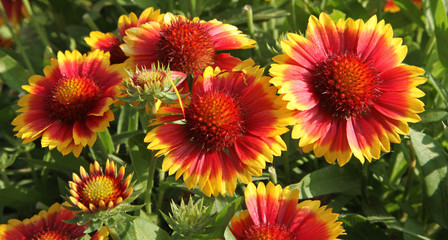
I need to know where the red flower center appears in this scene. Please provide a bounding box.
[48,77,101,122]
[312,54,381,118]
[157,17,215,73]
[80,176,123,206]
[185,91,245,151]
[32,229,69,240]
[242,223,296,240]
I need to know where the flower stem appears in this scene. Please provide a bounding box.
[145,152,157,214]
[290,0,297,31]
[188,0,195,18]
[243,5,262,61]
[404,139,416,201]
[0,3,35,74]
[107,226,122,240]
[0,168,10,188]
[22,0,54,57]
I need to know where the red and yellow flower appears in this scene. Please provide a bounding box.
[12,50,123,157]
[384,0,422,13]
[145,60,290,197]
[91,226,109,240]
[0,202,87,240]
[230,182,345,240]
[85,7,165,64]
[121,12,256,75]
[68,160,134,213]
[0,0,28,48]
[270,13,426,166]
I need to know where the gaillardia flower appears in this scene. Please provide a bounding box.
[0,0,28,48]
[145,59,290,197]
[230,182,345,240]
[91,226,109,240]
[270,13,426,166]
[68,160,134,213]
[85,7,165,64]
[121,14,256,74]
[0,202,87,239]
[12,50,123,157]
[384,0,422,13]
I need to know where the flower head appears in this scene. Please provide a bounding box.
[68,159,134,213]
[0,0,28,48]
[85,7,165,64]
[12,50,123,157]
[384,0,422,13]
[230,182,345,240]
[121,63,187,109]
[0,202,87,240]
[145,59,290,197]
[121,13,255,75]
[270,13,426,166]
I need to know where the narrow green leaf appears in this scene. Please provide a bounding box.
[98,128,115,154]
[427,73,448,104]
[127,134,151,184]
[431,0,448,68]
[291,164,361,199]
[0,187,47,210]
[410,128,448,228]
[420,109,448,122]
[0,49,29,91]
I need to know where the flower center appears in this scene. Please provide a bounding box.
[32,229,69,240]
[81,176,122,206]
[132,69,167,89]
[242,223,296,240]
[157,17,215,73]
[48,77,101,122]
[185,91,245,151]
[312,54,381,118]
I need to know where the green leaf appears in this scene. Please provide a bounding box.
[0,49,29,91]
[420,109,448,122]
[393,0,425,28]
[410,128,448,228]
[291,164,361,199]
[98,128,115,154]
[340,214,388,240]
[0,187,48,210]
[191,196,243,240]
[431,0,448,68]
[134,217,171,240]
[427,73,448,104]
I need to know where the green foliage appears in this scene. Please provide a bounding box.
[1,0,448,239]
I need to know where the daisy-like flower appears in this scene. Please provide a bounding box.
[384,0,422,13]
[85,7,165,64]
[121,13,256,75]
[68,159,134,213]
[12,50,123,157]
[270,13,426,166]
[0,202,87,240]
[0,0,28,48]
[145,59,290,197]
[230,182,345,240]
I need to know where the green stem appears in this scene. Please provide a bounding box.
[156,170,166,212]
[290,0,297,31]
[145,152,157,214]
[422,33,436,66]
[188,0,195,18]
[243,5,262,61]
[22,0,54,57]
[320,0,328,11]
[269,0,278,39]
[0,168,10,188]
[404,140,416,201]
[107,226,121,240]
[282,131,291,183]
[0,3,35,74]
[83,13,100,31]
[112,0,127,15]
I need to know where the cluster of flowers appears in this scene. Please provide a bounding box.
[3,1,426,239]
